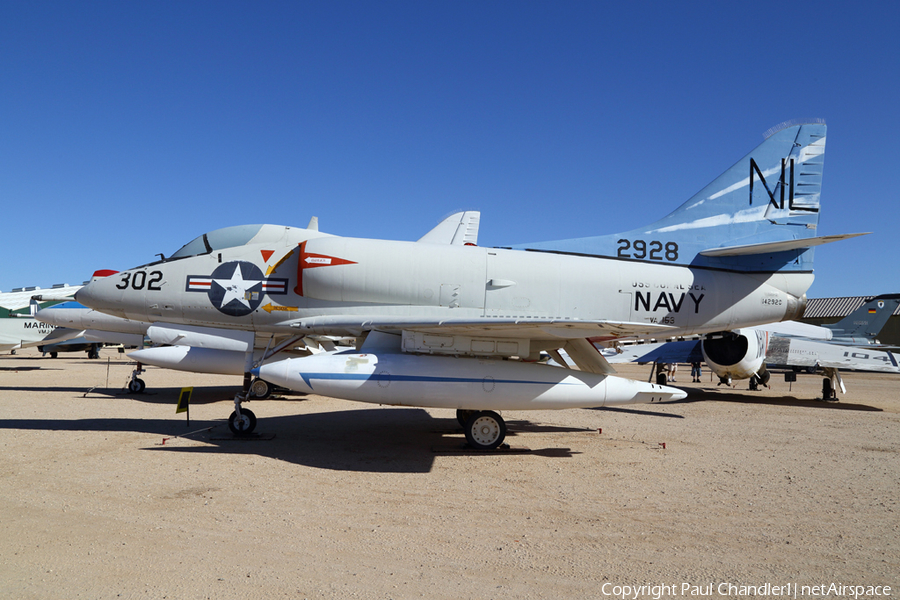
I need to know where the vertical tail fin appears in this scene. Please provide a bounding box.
[518,121,839,273]
[826,295,900,343]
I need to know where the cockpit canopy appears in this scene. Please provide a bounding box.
[169,225,267,260]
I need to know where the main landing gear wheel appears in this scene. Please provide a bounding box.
[456,409,475,428]
[128,378,146,394]
[228,408,257,435]
[249,378,272,399]
[464,410,506,450]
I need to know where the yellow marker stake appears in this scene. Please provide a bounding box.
[176,387,193,426]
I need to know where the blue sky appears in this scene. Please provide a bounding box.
[1,1,897,299]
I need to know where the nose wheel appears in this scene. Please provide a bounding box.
[128,362,146,394]
[228,408,257,435]
[229,372,258,435]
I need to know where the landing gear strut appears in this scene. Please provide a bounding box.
[128,362,146,394]
[821,367,842,402]
[229,373,257,435]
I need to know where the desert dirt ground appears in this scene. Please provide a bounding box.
[0,348,897,600]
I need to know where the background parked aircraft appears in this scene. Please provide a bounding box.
[0,284,83,355]
[606,295,900,400]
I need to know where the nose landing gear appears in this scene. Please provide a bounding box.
[128,362,146,394]
[228,373,258,435]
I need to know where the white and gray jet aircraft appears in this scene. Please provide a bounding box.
[73,121,865,449]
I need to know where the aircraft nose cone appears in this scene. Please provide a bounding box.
[73,286,91,306]
[74,282,105,310]
[74,270,128,318]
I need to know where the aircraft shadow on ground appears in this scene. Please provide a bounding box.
[0,366,51,373]
[0,407,579,473]
[0,385,242,404]
[680,387,883,412]
[587,406,687,418]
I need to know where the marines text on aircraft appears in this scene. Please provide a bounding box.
[0,284,83,355]
[75,121,866,449]
[606,295,900,400]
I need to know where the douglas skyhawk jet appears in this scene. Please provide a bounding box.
[74,120,866,449]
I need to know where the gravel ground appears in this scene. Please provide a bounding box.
[1,348,897,599]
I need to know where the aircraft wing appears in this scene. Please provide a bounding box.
[605,339,704,365]
[766,336,900,373]
[281,314,678,342]
[0,285,82,312]
[748,320,833,340]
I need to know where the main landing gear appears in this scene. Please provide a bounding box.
[229,373,258,435]
[128,362,146,394]
[748,368,771,391]
[820,367,842,402]
[457,409,507,450]
[248,377,272,399]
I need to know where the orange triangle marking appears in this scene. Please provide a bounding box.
[261,250,274,262]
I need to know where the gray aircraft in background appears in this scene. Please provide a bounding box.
[607,295,900,400]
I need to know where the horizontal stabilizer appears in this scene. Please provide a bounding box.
[699,233,869,257]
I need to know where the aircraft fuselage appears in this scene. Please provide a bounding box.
[76,225,810,342]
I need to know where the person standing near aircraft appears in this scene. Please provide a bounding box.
[691,361,702,383]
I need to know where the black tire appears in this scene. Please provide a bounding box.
[456,409,475,428]
[228,409,257,435]
[49,352,58,359]
[464,410,506,450]
[249,378,272,399]
[128,378,146,394]
[822,378,835,401]
[88,345,100,359]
